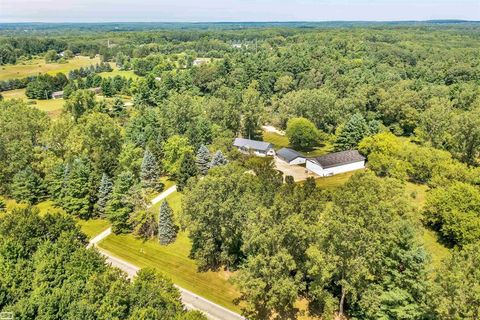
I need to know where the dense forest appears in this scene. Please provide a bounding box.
[1,23,479,319]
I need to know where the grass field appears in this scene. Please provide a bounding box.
[98,189,241,312]
[77,218,110,239]
[98,69,139,79]
[313,170,361,189]
[404,183,451,270]
[1,88,128,119]
[0,56,101,81]
[262,131,334,157]
[2,88,65,117]
[99,233,240,312]
[160,177,176,191]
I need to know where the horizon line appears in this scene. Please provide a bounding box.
[1,19,479,24]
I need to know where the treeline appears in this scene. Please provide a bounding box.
[1,25,480,319]
[0,206,206,320]
[0,36,103,65]
[180,160,480,319]
[0,62,112,94]
[359,132,480,247]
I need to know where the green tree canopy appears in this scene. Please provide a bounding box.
[285,117,320,150]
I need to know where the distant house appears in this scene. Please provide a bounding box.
[193,58,208,66]
[88,87,102,94]
[276,148,306,165]
[52,91,64,99]
[233,138,275,157]
[306,150,365,177]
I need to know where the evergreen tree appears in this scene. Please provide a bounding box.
[158,200,177,245]
[101,78,113,97]
[0,198,6,212]
[60,159,94,219]
[95,173,113,217]
[335,113,380,151]
[111,96,126,118]
[176,152,198,191]
[141,148,160,189]
[11,167,44,204]
[210,150,228,168]
[196,145,211,175]
[106,171,136,233]
[45,163,66,201]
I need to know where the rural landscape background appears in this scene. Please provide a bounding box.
[0,12,479,320]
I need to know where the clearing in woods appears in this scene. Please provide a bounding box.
[0,56,101,81]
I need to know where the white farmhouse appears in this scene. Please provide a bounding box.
[51,91,64,99]
[276,148,306,165]
[233,138,275,157]
[306,150,365,177]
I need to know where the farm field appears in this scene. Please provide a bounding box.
[0,56,101,81]
[98,189,241,313]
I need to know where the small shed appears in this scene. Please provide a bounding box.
[306,150,365,177]
[276,148,306,165]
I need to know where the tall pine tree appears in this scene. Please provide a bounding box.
[11,167,45,204]
[335,113,380,151]
[111,97,126,118]
[196,145,211,175]
[158,200,177,245]
[95,173,113,217]
[141,148,160,189]
[106,171,136,234]
[176,151,198,191]
[210,150,228,168]
[60,158,94,219]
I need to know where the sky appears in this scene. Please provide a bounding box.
[0,0,479,23]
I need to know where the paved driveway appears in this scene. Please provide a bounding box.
[274,157,317,182]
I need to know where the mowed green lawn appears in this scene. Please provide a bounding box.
[98,190,241,312]
[98,69,139,79]
[78,218,111,239]
[0,56,101,81]
[313,170,362,189]
[262,131,334,157]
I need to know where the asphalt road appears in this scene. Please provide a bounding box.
[88,185,245,320]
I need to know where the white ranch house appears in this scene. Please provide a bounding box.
[276,148,306,165]
[233,138,275,157]
[306,150,365,177]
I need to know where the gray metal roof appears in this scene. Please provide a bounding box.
[277,148,303,162]
[309,150,365,169]
[233,138,273,152]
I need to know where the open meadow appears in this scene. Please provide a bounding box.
[0,56,101,81]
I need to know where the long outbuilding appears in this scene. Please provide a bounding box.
[306,150,365,177]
